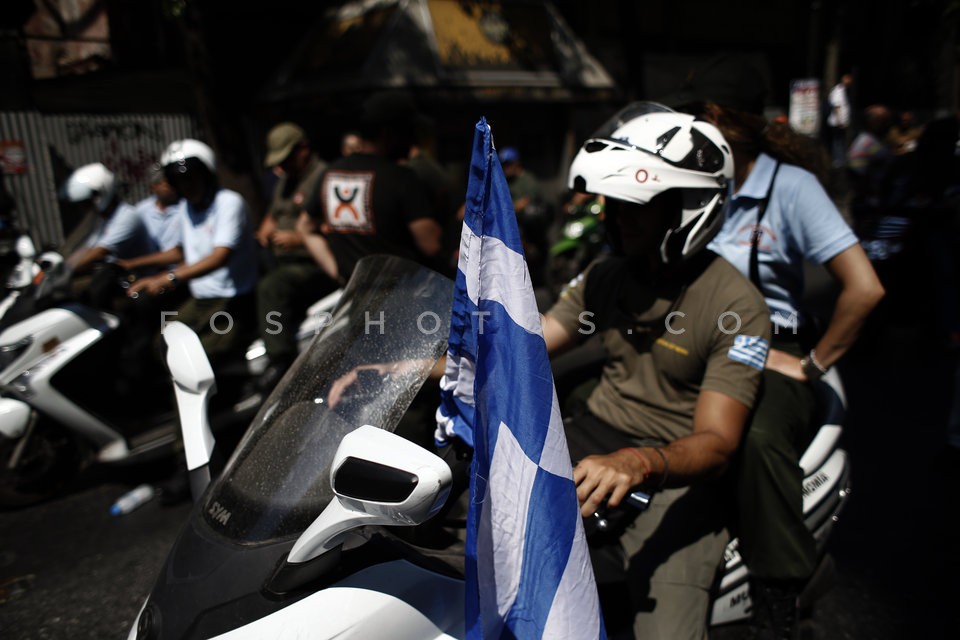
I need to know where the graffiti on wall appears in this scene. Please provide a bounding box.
[56,116,196,203]
[0,111,198,246]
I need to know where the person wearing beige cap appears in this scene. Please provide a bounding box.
[254,122,335,392]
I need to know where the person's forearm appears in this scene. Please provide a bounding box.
[124,247,182,271]
[409,219,443,257]
[541,312,576,357]
[637,431,736,490]
[302,234,339,283]
[574,430,735,516]
[68,246,109,274]
[813,247,886,369]
[172,247,230,283]
[813,285,884,368]
[636,389,748,489]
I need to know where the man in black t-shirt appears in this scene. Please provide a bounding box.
[297,93,445,284]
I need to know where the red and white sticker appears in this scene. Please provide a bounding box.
[322,171,375,234]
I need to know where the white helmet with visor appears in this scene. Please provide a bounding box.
[567,102,733,264]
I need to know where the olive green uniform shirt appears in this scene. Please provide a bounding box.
[267,155,326,260]
[548,255,771,442]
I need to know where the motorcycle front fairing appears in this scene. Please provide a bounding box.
[131,256,465,640]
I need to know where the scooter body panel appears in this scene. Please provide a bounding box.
[0,396,31,438]
[0,305,113,382]
[205,561,464,640]
[710,446,851,627]
[5,319,128,457]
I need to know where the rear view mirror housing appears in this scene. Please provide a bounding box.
[286,425,452,565]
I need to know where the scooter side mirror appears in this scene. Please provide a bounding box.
[163,321,215,394]
[286,425,452,565]
[162,321,216,501]
[6,236,37,288]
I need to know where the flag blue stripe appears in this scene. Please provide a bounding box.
[462,125,525,257]
[502,468,578,636]
[475,298,555,464]
[447,268,478,361]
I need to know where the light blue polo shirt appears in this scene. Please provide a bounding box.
[708,153,858,330]
[134,195,183,253]
[176,189,258,299]
[88,201,153,260]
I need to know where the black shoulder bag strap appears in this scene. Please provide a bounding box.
[749,161,782,292]
[583,258,621,327]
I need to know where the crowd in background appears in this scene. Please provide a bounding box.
[6,80,956,422]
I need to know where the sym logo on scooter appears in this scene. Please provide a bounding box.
[208,501,232,526]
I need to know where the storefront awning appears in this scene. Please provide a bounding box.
[260,0,618,104]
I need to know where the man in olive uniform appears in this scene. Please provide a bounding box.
[255,123,336,390]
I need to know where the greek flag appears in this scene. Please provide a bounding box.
[436,118,605,639]
[727,334,770,371]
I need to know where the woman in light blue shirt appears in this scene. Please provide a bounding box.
[703,100,885,636]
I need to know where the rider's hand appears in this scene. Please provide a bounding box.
[327,363,393,409]
[257,217,277,246]
[295,211,316,237]
[327,360,429,408]
[270,229,302,249]
[127,274,169,298]
[765,348,805,381]
[573,449,650,518]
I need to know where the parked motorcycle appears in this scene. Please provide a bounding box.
[130,254,851,639]
[0,253,342,507]
[549,195,608,293]
[0,232,64,327]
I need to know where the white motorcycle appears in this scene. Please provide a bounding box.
[0,233,61,325]
[129,254,851,639]
[0,251,342,507]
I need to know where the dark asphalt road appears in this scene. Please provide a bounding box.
[0,476,191,640]
[1,313,958,639]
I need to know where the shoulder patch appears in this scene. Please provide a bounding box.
[727,335,769,371]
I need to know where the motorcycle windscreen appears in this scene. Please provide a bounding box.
[200,255,453,545]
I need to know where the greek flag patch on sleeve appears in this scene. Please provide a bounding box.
[728,335,770,371]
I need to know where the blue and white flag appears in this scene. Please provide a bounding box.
[436,118,605,639]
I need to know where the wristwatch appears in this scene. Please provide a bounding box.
[166,271,179,287]
[800,350,828,383]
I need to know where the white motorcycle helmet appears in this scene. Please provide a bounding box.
[160,138,216,177]
[61,162,117,213]
[567,102,734,264]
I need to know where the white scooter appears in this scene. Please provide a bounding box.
[0,234,61,325]
[0,251,342,507]
[130,255,851,639]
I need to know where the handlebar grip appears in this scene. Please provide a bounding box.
[625,489,652,511]
[589,489,652,533]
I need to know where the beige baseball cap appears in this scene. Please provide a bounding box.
[264,122,305,168]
